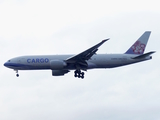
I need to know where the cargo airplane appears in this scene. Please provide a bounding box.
[4,31,155,79]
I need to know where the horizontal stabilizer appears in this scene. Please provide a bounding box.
[132,51,156,59]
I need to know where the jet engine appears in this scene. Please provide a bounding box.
[52,70,69,76]
[50,60,67,70]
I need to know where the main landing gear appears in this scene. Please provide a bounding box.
[74,70,84,79]
[15,70,19,77]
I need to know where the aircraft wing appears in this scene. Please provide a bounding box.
[65,39,109,69]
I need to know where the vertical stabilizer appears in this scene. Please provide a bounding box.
[125,31,151,54]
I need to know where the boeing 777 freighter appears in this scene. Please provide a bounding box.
[4,31,155,79]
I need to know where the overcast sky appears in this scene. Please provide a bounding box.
[0,0,160,120]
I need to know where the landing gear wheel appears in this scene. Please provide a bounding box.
[16,74,19,77]
[74,74,77,77]
[78,74,81,78]
[81,72,84,79]
[15,70,19,77]
[81,72,84,76]
[74,70,85,79]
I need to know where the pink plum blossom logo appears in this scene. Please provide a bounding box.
[132,41,145,54]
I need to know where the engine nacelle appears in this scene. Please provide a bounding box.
[50,60,67,70]
[52,70,69,76]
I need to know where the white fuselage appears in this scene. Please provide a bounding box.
[4,54,151,71]
[3,31,154,78]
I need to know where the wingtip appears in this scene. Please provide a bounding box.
[102,38,110,42]
[151,51,156,53]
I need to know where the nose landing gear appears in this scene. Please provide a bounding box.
[15,70,19,77]
[74,70,84,79]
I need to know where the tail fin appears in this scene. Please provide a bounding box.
[125,31,151,54]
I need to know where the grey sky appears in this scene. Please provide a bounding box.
[0,0,160,120]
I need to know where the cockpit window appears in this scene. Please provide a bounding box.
[8,60,11,62]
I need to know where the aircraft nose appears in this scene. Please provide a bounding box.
[4,62,10,67]
[4,62,8,67]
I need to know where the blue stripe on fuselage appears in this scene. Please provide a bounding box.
[4,63,50,70]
